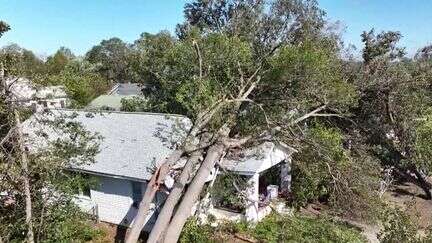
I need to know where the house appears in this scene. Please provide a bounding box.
[5,77,68,110]
[87,83,145,111]
[108,83,143,96]
[87,95,138,111]
[23,109,293,230]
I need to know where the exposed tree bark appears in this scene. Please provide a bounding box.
[14,111,35,243]
[280,159,291,197]
[125,150,183,243]
[162,142,226,243]
[411,167,432,199]
[147,151,202,243]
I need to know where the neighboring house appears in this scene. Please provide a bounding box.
[6,77,68,110]
[23,109,294,230]
[108,83,143,96]
[87,95,138,111]
[87,83,144,110]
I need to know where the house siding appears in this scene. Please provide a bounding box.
[87,175,166,231]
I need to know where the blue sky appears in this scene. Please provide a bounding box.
[0,0,431,57]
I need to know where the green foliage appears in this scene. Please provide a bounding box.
[267,42,357,112]
[215,213,366,243]
[34,203,102,243]
[45,47,74,75]
[361,29,405,65]
[377,205,432,243]
[414,108,432,170]
[0,108,102,242]
[129,31,175,83]
[252,214,365,243]
[292,123,380,220]
[179,218,213,243]
[86,37,132,81]
[210,173,248,212]
[39,60,110,107]
[167,33,253,118]
[0,20,10,37]
[352,28,432,198]
[180,214,365,243]
[0,44,46,77]
[378,207,419,243]
[120,96,149,112]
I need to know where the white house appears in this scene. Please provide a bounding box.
[6,77,68,110]
[23,109,293,230]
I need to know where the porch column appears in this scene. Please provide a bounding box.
[280,158,291,197]
[245,173,259,222]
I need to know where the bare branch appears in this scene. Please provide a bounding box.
[193,40,203,80]
[288,104,327,126]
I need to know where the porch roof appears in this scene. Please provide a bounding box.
[221,142,296,175]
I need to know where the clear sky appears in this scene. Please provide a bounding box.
[0,0,431,57]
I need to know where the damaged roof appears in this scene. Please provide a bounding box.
[221,142,297,175]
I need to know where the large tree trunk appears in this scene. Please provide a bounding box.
[411,167,432,199]
[14,111,35,243]
[126,102,224,243]
[162,143,225,243]
[125,150,184,243]
[394,165,432,200]
[147,151,202,243]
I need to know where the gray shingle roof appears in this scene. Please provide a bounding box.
[108,83,143,96]
[23,110,191,181]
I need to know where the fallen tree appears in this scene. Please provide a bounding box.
[125,1,359,242]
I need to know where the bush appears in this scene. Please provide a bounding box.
[38,204,103,243]
[179,218,213,243]
[210,173,248,212]
[184,213,366,243]
[378,207,419,243]
[251,214,366,243]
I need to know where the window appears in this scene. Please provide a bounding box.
[131,181,142,208]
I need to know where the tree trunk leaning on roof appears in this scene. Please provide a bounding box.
[125,150,183,243]
[125,109,219,243]
[163,140,226,243]
[146,149,202,243]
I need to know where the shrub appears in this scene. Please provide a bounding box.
[210,173,248,212]
[378,207,419,243]
[195,213,366,243]
[252,214,366,243]
[179,218,213,243]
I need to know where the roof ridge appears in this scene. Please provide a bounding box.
[49,108,189,118]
